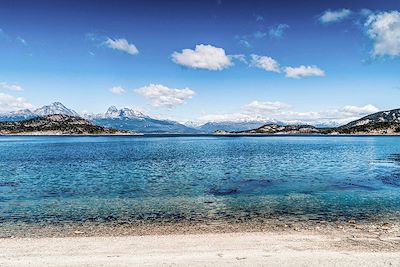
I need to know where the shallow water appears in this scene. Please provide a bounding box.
[1,135,400,226]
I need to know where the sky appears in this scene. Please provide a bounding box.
[0,0,400,125]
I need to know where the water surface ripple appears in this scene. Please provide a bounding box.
[1,136,400,226]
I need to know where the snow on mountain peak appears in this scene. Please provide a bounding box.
[34,102,79,117]
[105,106,120,117]
[103,106,147,119]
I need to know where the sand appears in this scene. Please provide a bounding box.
[1,230,400,267]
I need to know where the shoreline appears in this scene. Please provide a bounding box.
[2,219,399,239]
[1,230,400,266]
[2,133,400,137]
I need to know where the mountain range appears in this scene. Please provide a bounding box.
[215,108,400,135]
[0,114,129,135]
[0,102,78,122]
[2,102,400,135]
[0,102,199,133]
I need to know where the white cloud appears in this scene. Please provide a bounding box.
[245,100,290,113]
[109,86,126,95]
[250,54,281,73]
[319,9,352,23]
[0,82,24,91]
[365,11,400,57]
[171,44,233,71]
[135,84,195,108]
[284,65,325,78]
[269,24,289,38]
[104,38,139,55]
[0,93,33,112]
[340,104,379,115]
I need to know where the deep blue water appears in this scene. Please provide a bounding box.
[1,135,400,225]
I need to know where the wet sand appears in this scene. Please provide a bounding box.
[1,222,400,266]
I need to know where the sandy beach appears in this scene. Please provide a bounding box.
[1,228,400,267]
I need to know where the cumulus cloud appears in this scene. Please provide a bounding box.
[365,11,400,57]
[104,38,139,55]
[0,93,33,112]
[250,54,281,73]
[284,65,325,78]
[135,84,195,108]
[0,82,23,91]
[319,9,352,23]
[269,24,289,39]
[109,86,126,95]
[171,44,233,70]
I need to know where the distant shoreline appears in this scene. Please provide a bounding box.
[2,133,400,137]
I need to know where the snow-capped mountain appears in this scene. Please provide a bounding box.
[0,102,79,122]
[338,108,400,132]
[89,106,199,134]
[0,109,36,122]
[105,106,148,119]
[34,102,79,117]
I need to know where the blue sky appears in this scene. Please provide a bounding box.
[0,0,400,125]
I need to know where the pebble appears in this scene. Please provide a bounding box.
[381,223,392,230]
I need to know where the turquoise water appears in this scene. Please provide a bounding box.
[1,135,400,225]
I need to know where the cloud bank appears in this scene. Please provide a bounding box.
[0,93,33,112]
[0,82,24,91]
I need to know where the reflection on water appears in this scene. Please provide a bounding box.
[1,136,400,226]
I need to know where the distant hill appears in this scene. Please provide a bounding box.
[215,108,400,135]
[0,114,130,135]
[197,121,274,133]
[88,106,199,134]
[215,124,329,135]
[0,103,199,134]
[337,109,400,134]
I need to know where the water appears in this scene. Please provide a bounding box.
[1,135,400,227]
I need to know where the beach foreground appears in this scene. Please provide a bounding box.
[1,230,400,267]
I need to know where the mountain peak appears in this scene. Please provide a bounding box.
[105,106,120,117]
[119,107,147,118]
[34,102,79,117]
[103,106,147,119]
